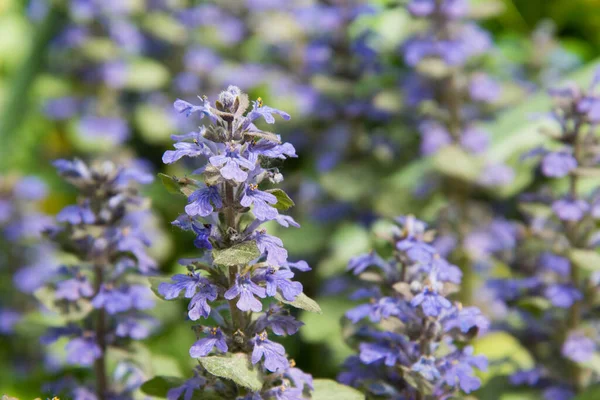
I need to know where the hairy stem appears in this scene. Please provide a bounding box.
[224,182,244,331]
[93,264,108,400]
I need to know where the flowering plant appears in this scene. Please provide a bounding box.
[143,86,362,400]
[340,215,488,399]
[40,158,157,399]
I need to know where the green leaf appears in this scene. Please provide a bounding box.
[516,297,551,317]
[473,332,534,384]
[198,353,263,391]
[569,249,600,272]
[33,286,93,322]
[275,292,322,314]
[432,145,482,183]
[141,376,185,397]
[158,173,197,197]
[312,379,364,400]
[266,188,295,211]
[212,241,261,266]
[575,385,600,400]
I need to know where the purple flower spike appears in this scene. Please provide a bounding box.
[224,274,266,312]
[261,267,302,301]
[189,327,228,358]
[256,304,304,336]
[544,284,582,308]
[411,356,441,381]
[251,332,288,372]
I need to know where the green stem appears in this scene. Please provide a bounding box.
[93,264,108,400]
[224,182,244,331]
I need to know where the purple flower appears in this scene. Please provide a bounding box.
[543,387,575,400]
[185,186,222,217]
[469,74,501,103]
[443,360,482,393]
[55,276,94,301]
[224,274,266,312]
[174,97,216,122]
[261,267,302,301]
[552,198,589,221]
[115,316,155,340]
[346,297,404,323]
[0,309,22,334]
[77,116,129,145]
[192,223,212,250]
[167,374,205,400]
[539,252,570,276]
[541,152,577,178]
[444,306,490,334]
[57,204,95,225]
[479,163,515,187]
[562,332,595,363]
[240,185,278,221]
[91,285,132,314]
[251,332,288,372]
[128,285,155,310]
[256,304,304,336]
[460,126,489,154]
[397,240,437,264]
[158,273,204,299]
[255,231,288,266]
[347,252,388,275]
[359,342,401,366]
[65,336,101,366]
[544,284,582,308]
[411,356,440,381]
[14,176,47,200]
[265,385,304,400]
[187,282,218,320]
[209,146,256,182]
[411,286,452,317]
[246,100,291,125]
[163,130,211,164]
[189,327,228,358]
[419,121,452,155]
[250,140,297,160]
[510,368,543,386]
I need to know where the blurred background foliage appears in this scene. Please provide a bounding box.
[1,0,600,398]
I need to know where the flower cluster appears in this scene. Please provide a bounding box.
[403,0,508,177]
[154,86,314,399]
[488,70,600,398]
[339,215,488,398]
[0,175,55,377]
[40,158,157,399]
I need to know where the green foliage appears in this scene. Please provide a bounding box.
[575,385,600,400]
[141,376,184,397]
[473,332,535,383]
[33,286,93,322]
[212,240,261,266]
[432,145,482,183]
[478,376,542,400]
[312,379,364,400]
[569,249,600,273]
[267,188,295,210]
[158,173,197,197]
[124,59,170,91]
[198,353,263,391]
[274,292,322,314]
